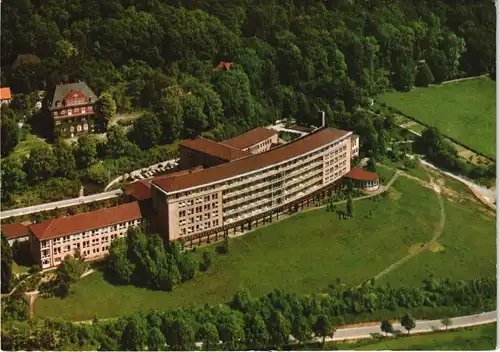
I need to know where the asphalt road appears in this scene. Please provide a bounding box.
[0,189,123,220]
[327,311,497,342]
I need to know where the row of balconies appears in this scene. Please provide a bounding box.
[223,174,323,222]
[223,168,323,212]
[223,178,322,225]
[172,139,348,202]
[172,137,350,203]
[223,154,324,194]
[223,159,323,201]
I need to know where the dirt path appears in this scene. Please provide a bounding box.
[28,293,37,319]
[373,169,445,281]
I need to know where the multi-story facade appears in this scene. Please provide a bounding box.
[151,127,358,244]
[222,127,279,154]
[49,82,101,138]
[29,202,143,269]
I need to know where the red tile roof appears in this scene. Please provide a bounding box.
[1,222,30,240]
[0,87,12,100]
[125,180,152,201]
[344,167,379,181]
[222,127,278,150]
[181,138,251,161]
[28,202,142,240]
[215,61,233,71]
[153,127,351,193]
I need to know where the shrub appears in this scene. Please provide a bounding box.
[217,238,229,255]
[199,252,212,272]
[29,264,41,274]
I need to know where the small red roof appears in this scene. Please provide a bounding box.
[1,222,30,239]
[0,87,12,100]
[29,202,142,240]
[215,61,233,71]
[344,167,379,181]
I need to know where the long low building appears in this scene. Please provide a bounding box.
[28,202,144,269]
[150,127,360,245]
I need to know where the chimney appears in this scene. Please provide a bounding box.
[321,111,325,127]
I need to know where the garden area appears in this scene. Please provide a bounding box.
[379,77,496,158]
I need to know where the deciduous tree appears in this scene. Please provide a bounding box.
[313,314,334,346]
[380,319,393,336]
[401,313,416,336]
[1,234,13,293]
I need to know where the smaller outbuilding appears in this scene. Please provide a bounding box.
[343,167,380,191]
[0,87,12,105]
[1,221,32,245]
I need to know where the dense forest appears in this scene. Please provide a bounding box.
[1,0,495,141]
[1,0,495,208]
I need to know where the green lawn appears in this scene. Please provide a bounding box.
[380,77,496,158]
[4,133,50,164]
[375,165,395,185]
[331,323,496,350]
[380,195,496,287]
[12,262,30,275]
[36,177,441,321]
[379,159,430,182]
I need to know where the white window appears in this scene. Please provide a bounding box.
[77,125,82,131]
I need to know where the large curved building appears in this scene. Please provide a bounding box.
[151,127,360,246]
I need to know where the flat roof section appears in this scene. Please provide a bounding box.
[153,127,351,193]
[222,127,278,150]
[181,138,251,162]
[29,202,142,241]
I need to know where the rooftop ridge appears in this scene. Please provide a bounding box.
[153,127,351,193]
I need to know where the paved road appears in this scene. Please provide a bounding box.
[327,311,496,342]
[1,189,123,220]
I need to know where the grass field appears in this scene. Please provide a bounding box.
[380,195,496,287]
[380,77,496,158]
[375,165,395,185]
[329,323,496,350]
[12,262,30,275]
[36,177,441,320]
[379,159,430,181]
